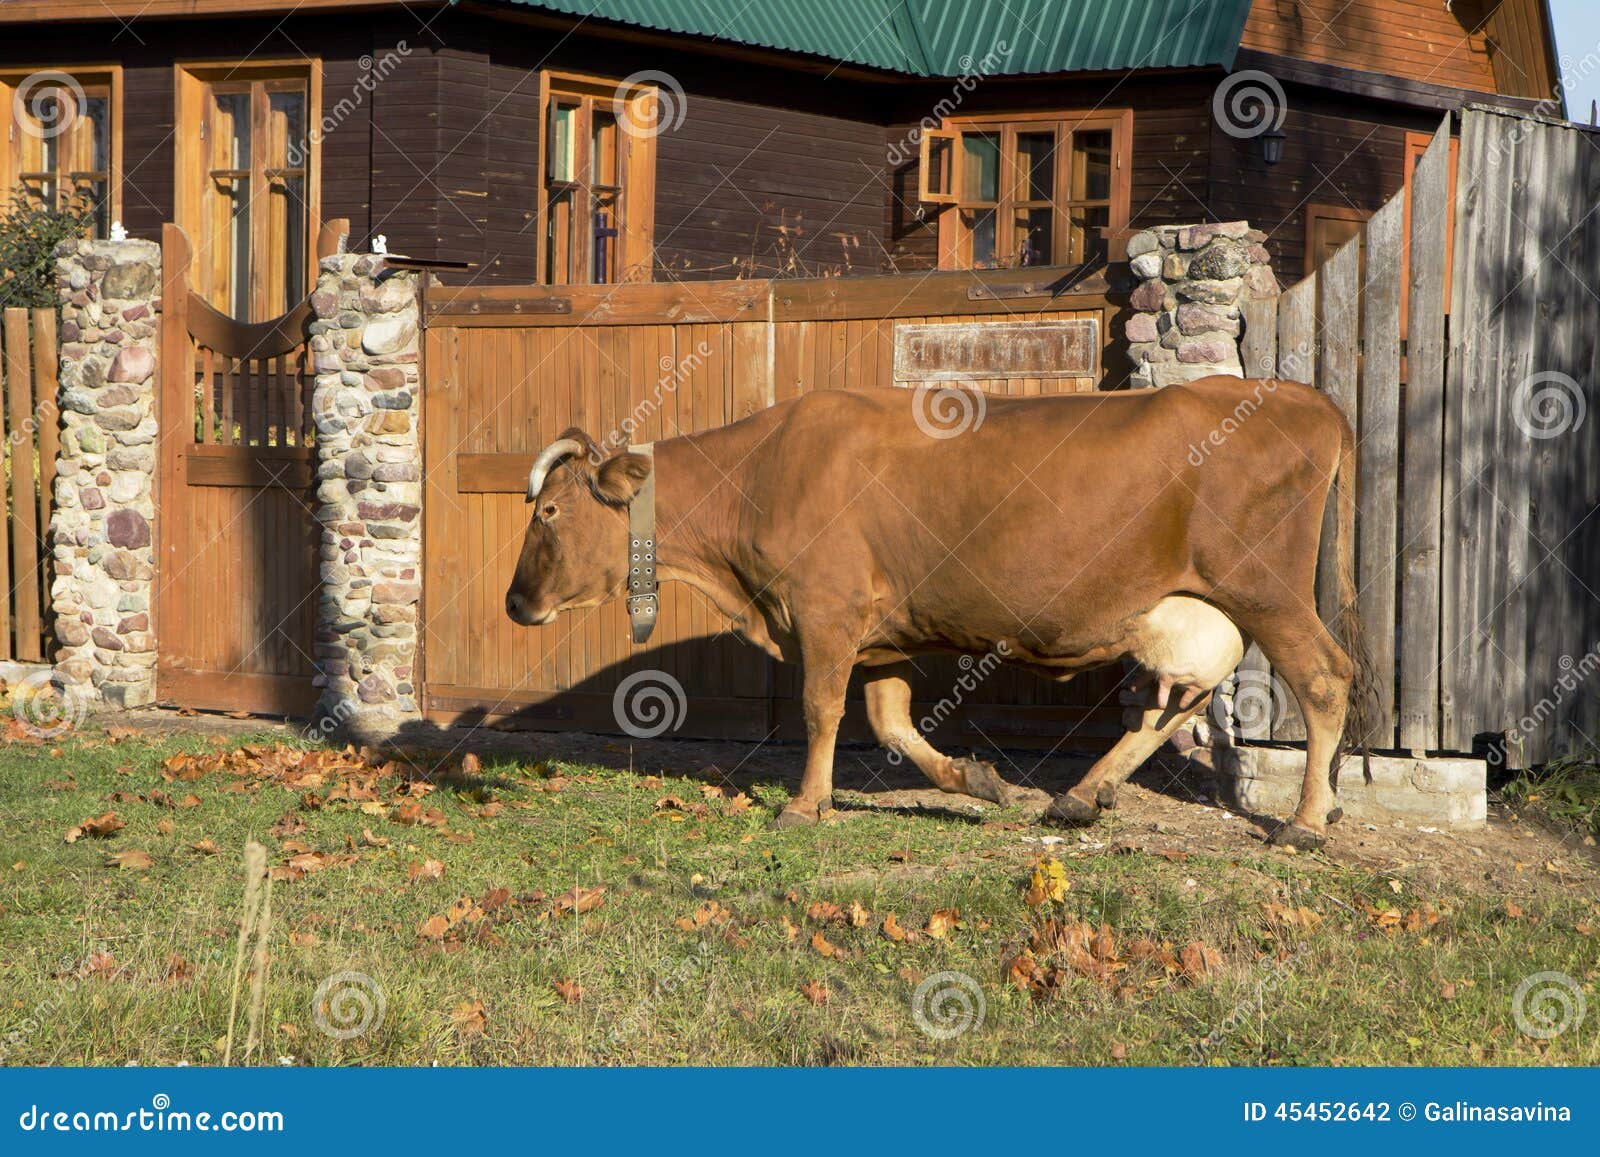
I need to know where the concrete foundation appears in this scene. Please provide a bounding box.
[1210,744,1487,830]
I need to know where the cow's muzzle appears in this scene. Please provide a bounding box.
[505,591,557,626]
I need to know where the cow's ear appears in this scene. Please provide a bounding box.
[594,452,653,505]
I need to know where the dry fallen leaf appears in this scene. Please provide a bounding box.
[417,915,451,940]
[799,980,830,1005]
[553,978,583,1004]
[881,913,916,943]
[450,999,487,1036]
[811,930,843,959]
[553,885,606,916]
[408,859,446,882]
[65,811,125,844]
[1179,941,1221,981]
[925,908,961,939]
[190,839,220,856]
[847,900,871,929]
[1024,856,1070,906]
[105,849,154,870]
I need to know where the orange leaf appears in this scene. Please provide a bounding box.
[553,978,583,1004]
[553,885,606,916]
[799,980,830,1005]
[925,908,961,939]
[811,930,843,959]
[65,811,125,843]
[104,849,153,870]
[450,999,487,1036]
[1179,941,1221,981]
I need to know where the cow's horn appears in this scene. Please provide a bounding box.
[526,437,586,500]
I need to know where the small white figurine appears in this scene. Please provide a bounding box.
[109,220,128,242]
[371,234,388,255]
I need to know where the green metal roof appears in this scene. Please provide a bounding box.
[495,0,1252,76]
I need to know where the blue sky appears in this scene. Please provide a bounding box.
[1549,0,1600,122]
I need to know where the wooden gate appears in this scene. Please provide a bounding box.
[155,221,345,714]
[420,268,1131,747]
[1,306,56,665]
[1234,109,1600,766]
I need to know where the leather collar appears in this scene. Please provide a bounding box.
[625,444,657,644]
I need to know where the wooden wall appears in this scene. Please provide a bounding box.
[1241,0,1497,92]
[1207,89,1443,276]
[0,5,1553,294]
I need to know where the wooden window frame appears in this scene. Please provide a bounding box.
[535,69,657,286]
[174,58,322,321]
[925,108,1133,270]
[0,65,122,236]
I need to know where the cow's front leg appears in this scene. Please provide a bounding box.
[771,642,856,829]
[863,662,1021,804]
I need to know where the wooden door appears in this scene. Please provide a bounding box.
[155,223,327,715]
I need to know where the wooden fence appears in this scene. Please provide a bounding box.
[0,306,56,665]
[420,265,1133,745]
[1235,108,1600,765]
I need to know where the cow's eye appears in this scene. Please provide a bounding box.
[541,503,559,519]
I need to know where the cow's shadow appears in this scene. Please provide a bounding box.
[384,637,1227,825]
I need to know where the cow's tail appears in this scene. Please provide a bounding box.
[1328,411,1377,786]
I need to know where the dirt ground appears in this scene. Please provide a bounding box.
[106,706,1600,904]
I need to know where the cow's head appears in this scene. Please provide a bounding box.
[504,428,653,626]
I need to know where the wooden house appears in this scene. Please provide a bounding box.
[0,0,1563,321]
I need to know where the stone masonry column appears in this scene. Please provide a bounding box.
[48,238,161,708]
[308,254,424,737]
[1124,222,1279,388]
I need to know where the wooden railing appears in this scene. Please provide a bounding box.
[0,306,57,664]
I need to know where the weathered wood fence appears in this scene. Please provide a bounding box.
[1235,108,1600,766]
[0,306,56,664]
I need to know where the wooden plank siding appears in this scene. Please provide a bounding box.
[1241,0,1497,93]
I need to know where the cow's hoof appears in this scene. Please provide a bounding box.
[1044,791,1101,827]
[769,803,822,830]
[1269,821,1326,851]
[1326,807,1344,825]
[1095,784,1119,810]
[951,757,1018,805]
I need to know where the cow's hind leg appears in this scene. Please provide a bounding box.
[1045,596,1243,827]
[862,662,1022,804]
[1247,613,1354,850]
[1045,689,1213,825]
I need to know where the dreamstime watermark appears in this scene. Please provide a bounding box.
[12,71,85,140]
[592,340,714,459]
[886,643,1010,765]
[311,970,386,1040]
[885,41,1014,167]
[1512,371,1587,441]
[598,940,713,1056]
[912,970,986,1040]
[285,44,411,168]
[9,669,90,740]
[1502,644,1600,764]
[1210,668,1290,740]
[1212,70,1287,141]
[612,669,688,739]
[911,384,986,439]
[1184,375,1286,465]
[1190,945,1306,1063]
[1512,971,1586,1040]
[613,70,687,139]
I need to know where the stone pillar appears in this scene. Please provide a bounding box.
[48,238,161,708]
[308,254,424,736]
[1124,222,1278,388]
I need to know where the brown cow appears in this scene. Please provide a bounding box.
[505,377,1368,849]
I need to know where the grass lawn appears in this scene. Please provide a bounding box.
[1,718,1597,1066]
